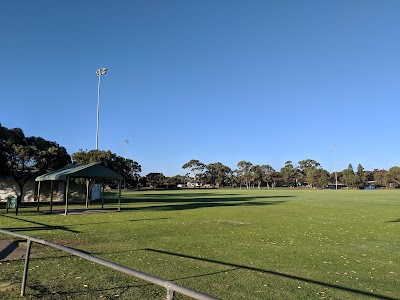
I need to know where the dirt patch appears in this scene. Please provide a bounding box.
[0,281,18,292]
[216,219,250,225]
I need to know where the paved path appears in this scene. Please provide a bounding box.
[0,239,29,261]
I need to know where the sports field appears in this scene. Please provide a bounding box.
[0,189,399,299]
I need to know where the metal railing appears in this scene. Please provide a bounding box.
[0,229,220,300]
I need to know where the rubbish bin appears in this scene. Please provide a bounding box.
[7,196,17,209]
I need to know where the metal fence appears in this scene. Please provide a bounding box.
[0,229,220,300]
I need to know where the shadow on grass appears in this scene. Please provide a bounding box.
[0,215,80,233]
[144,248,398,300]
[69,217,171,227]
[26,266,236,299]
[118,193,292,204]
[113,195,293,212]
[2,192,293,215]
[124,200,287,212]
[388,218,400,223]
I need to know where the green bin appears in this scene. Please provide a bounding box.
[7,196,17,209]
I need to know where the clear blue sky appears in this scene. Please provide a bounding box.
[1,1,399,176]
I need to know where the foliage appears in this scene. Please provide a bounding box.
[385,166,400,187]
[280,161,297,187]
[182,159,206,184]
[72,149,141,182]
[356,164,366,188]
[340,164,358,188]
[145,172,165,189]
[236,160,253,189]
[0,124,71,205]
[204,162,231,187]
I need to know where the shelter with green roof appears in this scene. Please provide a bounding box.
[35,163,124,215]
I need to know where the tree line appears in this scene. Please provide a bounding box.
[2,124,400,200]
[145,159,400,190]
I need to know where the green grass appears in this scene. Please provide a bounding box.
[0,189,399,299]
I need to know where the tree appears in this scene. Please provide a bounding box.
[237,161,253,189]
[0,124,71,210]
[146,172,164,189]
[298,159,321,188]
[373,169,387,187]
[340,164,358,188]
[251,165,264,189]
[305,168,318,188]
[314,169,329,188]
[356,164,366,188]
[204,162,231,188]
[270,170,282,188]
[182,159,205,186]
[72,149,141,183]
[280,161,297,187]
[385,166,400,188]
[226,169,238,187]
[298,159,320,172]
[261,165,275,189]
[165,175,185,188]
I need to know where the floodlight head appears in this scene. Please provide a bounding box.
[96,68,107,76]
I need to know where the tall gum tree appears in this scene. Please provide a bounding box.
[237,161,253,189]
[182,159,205,186]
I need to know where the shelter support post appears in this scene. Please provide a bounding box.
[86,179,89,209]
[37,181,40,211]
[50,181,54,213]
[101,184,104,210]
[118,178,121,212]
[64,177,70,216]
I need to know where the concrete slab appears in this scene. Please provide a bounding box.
[0,239,29,261]
[42,208,118,215]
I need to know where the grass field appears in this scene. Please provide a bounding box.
[0,188,399,299]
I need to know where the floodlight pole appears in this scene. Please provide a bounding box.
[96,68,107,150]
[333,144,338,190]
[124,139,129,158]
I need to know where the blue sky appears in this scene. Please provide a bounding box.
[1,1,399,176]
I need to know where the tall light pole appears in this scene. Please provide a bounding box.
[333,144,338,190]
[96,68,107,150]
[124,139,129,158]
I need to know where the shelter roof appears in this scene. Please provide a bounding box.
[35,163,123,181]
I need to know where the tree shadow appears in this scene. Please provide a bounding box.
[388,218,400,223]
[113,194,292,212]
[118,193,292,204]
[64,217,171,227]
[143,248,398,300]
[0,215,80,233]
[133,200,286,211]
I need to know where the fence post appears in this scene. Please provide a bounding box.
[21,239,32,296]
[166,283,174,300]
